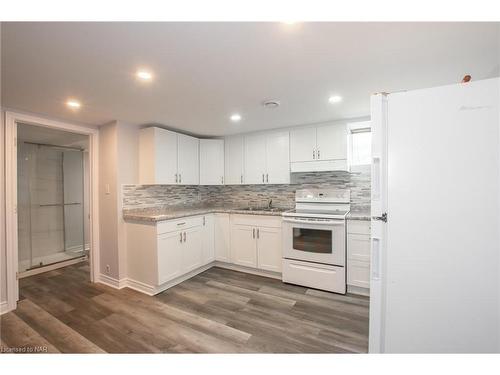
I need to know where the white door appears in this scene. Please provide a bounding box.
[181,225,203,273]
[177,133,199,185]
[290,127,316,162]
[265,131,290,184]
[316,123,347,161]
[225,135,245,184]
[199,139,224,185]
[202,215,215,264]
[230,224,257,268]
[256,226,282,272]
[371,78,500,353]
[244,133,267,184]
[157,231,182,284]
[214,213,231,262]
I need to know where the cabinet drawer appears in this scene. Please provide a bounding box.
[348,220,371,235]
[347,260,370,289]
[347,234,370,262]
[230,214,282,228]
[157,216,203,235]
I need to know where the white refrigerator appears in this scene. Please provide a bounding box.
[369,77,500,353]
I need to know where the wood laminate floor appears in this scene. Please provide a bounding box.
[0,262,369,353]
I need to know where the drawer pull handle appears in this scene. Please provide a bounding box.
[179,232,182,243]
[177,222,186,226]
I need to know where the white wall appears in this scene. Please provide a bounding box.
[98,121,139,281]
[1,23,7,307]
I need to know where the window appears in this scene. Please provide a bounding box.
[348,121,371,166]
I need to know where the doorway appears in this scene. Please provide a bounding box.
[17,123,90,277]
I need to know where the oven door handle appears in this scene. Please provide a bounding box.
[282,217,344,225]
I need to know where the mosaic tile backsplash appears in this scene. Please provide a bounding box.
[122,168,371,210]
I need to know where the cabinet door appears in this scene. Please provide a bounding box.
[256,226,282,272]
[157,230,182,284]
[139,127,177,184]
[316,123,347,161]
[347,234,370,262]
[202,215,215,264]
[347,260,370,288]
[230,224,257,268]
[290,127,316,162]
[224,135,245,184]
[214,213,231,262]
[244,133,267,184]
[266,131,290,184]
[177,133,200,185]
[200,139,224,185]
[181,225,203,273]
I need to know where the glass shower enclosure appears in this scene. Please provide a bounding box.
[18,142,87,274]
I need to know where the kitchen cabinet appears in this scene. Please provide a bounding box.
[244,131,290,184]
[177,133,200,185]
[157,231,182,284]
[202,214,215,264]
[290,123,348,172]
[181,225,203,273]
[230,224,257,267]
[139,127,199,185]
[200,139,224,185]
[230,215,282,272]
[214,213,231,262]
[347,220,371,293]
[224,135,245,184]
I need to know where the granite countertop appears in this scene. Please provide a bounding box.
[347,208,371,221]
[123,204,290,223]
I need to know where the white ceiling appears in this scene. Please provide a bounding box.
[2,22,499,136]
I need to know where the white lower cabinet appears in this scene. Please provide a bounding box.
[231,224,257,267]
[347,220,371,293]
[181,225,203,273]
[157,231,182,284]
[230,215,282,273]
[214,213,231,262]
[202,215,215,263]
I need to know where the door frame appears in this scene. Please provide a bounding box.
[4,111,100,313]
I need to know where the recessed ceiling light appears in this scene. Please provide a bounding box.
[328,95,343,104]
[136,70,153,81]
[230,114,242,122]
[66,99,81,109]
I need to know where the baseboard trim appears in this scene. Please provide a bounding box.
[0,300,14,315]
[347,284,370,296]
[98,274,127,289]
[214,261,282,280]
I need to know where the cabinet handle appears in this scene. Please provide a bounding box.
[221,176,224,184]
[266,174,268,183]
[313,149,315,159]
[179,174,182,184]
[183,232,186,242]
[252,228,255,239]
[257,228,260,239]
[179,232,183,243]
[262,174,265,183]
[177,222,186,226]
[203,216,205,226]
[241,174,243,184]
[175,173,178,183]
[317,149,320,159]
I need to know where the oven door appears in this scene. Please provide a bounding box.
[283,217,345,266]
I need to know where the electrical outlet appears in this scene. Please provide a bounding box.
[105,265,110,274]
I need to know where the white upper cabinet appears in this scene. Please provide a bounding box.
[139,127,178,184]
[199,139,224,185]
[139,127,199,185]
[177,133,199,185]
[290,123,348,172]
[244,131,290,184]
[290,127,316,163]
[316,123,347,161]
[244,133,267,184]
[224,135,245,185]
[265,131,290,184]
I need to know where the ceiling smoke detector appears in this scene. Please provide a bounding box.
[262,100,280,109]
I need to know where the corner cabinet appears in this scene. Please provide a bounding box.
[290,122,348,172]
[139,127,199,185]
[244,131,290,184]
[200,139,225,185]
